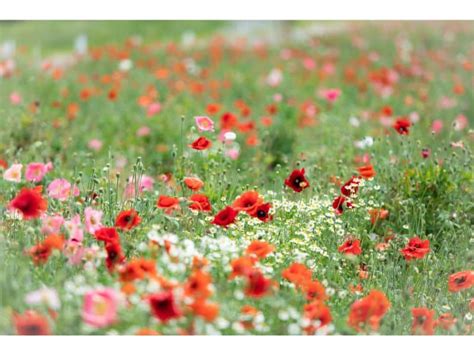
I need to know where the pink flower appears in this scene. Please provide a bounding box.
[41,214,65,235]
[431,120,443,134]
[25,162,53,182]
[266,68,283,87]
[147,102,161,117]
[136,126,151,137]
[303,57,316,70]
[320,88,341,103]
[65,215,83,243]
[47,178,80,201]
[218,130,237,143]
[82,288,118,328]
[10,91,22,105]
[225,148,240,160]
[88,139,103,151]
[64,239,88,265]
[439,96,456,109]
[3,163,22,182]
[194,116,215,132]
[453,114,468,131]
[84,207,103,234]
[322,62,335,75]
[124,175,154,198]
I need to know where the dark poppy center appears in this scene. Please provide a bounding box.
[257,210,266,218]
[454,276,466,284]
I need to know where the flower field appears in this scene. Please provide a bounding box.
[0,21,473,335]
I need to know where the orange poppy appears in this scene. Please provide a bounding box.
[13,310,51,335]
[184,270,212,299]
[183,177,204,191]
[369,208,389,224]
[282,263,313,289]
[448,270,474,292]
[245,240,275,260]
[190,300,220,322]
[436,313,457,330]
[348,290,390,332]
[358,164,376,179]
[412,307,435,335]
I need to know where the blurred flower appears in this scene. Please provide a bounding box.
[88,139,103,151]
[25,162,53,182]
[25,287,60,310]
[41,214,65,235]
[195,116,215,132]
[3,163,22,182]
[84,207,103,234]
[82,288,118,328]
[47,178,79,201]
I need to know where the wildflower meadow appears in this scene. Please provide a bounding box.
[0,21,473,336]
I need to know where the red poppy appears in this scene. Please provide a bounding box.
[13,310,51,335]
[211,206,238,228]
[338,239,362,256]
[115,209,141,231]
[148,290,182,322]
[250,203,273,222]
[94,227,120,244]
[27,234,64,265]
[220,112,238,130]
[189,136,212,150]
[411,307,435,335]
[245,270,272,298]
[304,280,327,302]
[0,159,8,169]
[448,270,474,292]
[303,301,332,333]
[189,194,212,212]
[9,186,48,219]
[332,195,353,215]
[206,103,220,115]
[27,243,52,265]
[348,290,390,332]
[105,242,125,272]
[341,176,360,197]
[284,168,310,193]
[156,195,180,212]
[401,236,430,261]
[230,256,256,279]
[393,117,411,135]
[232,190,263,215]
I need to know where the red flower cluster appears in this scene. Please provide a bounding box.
[348,290,391,332]
[400,236,430,261]
[94,227,125,272]
[9,186,48,219]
